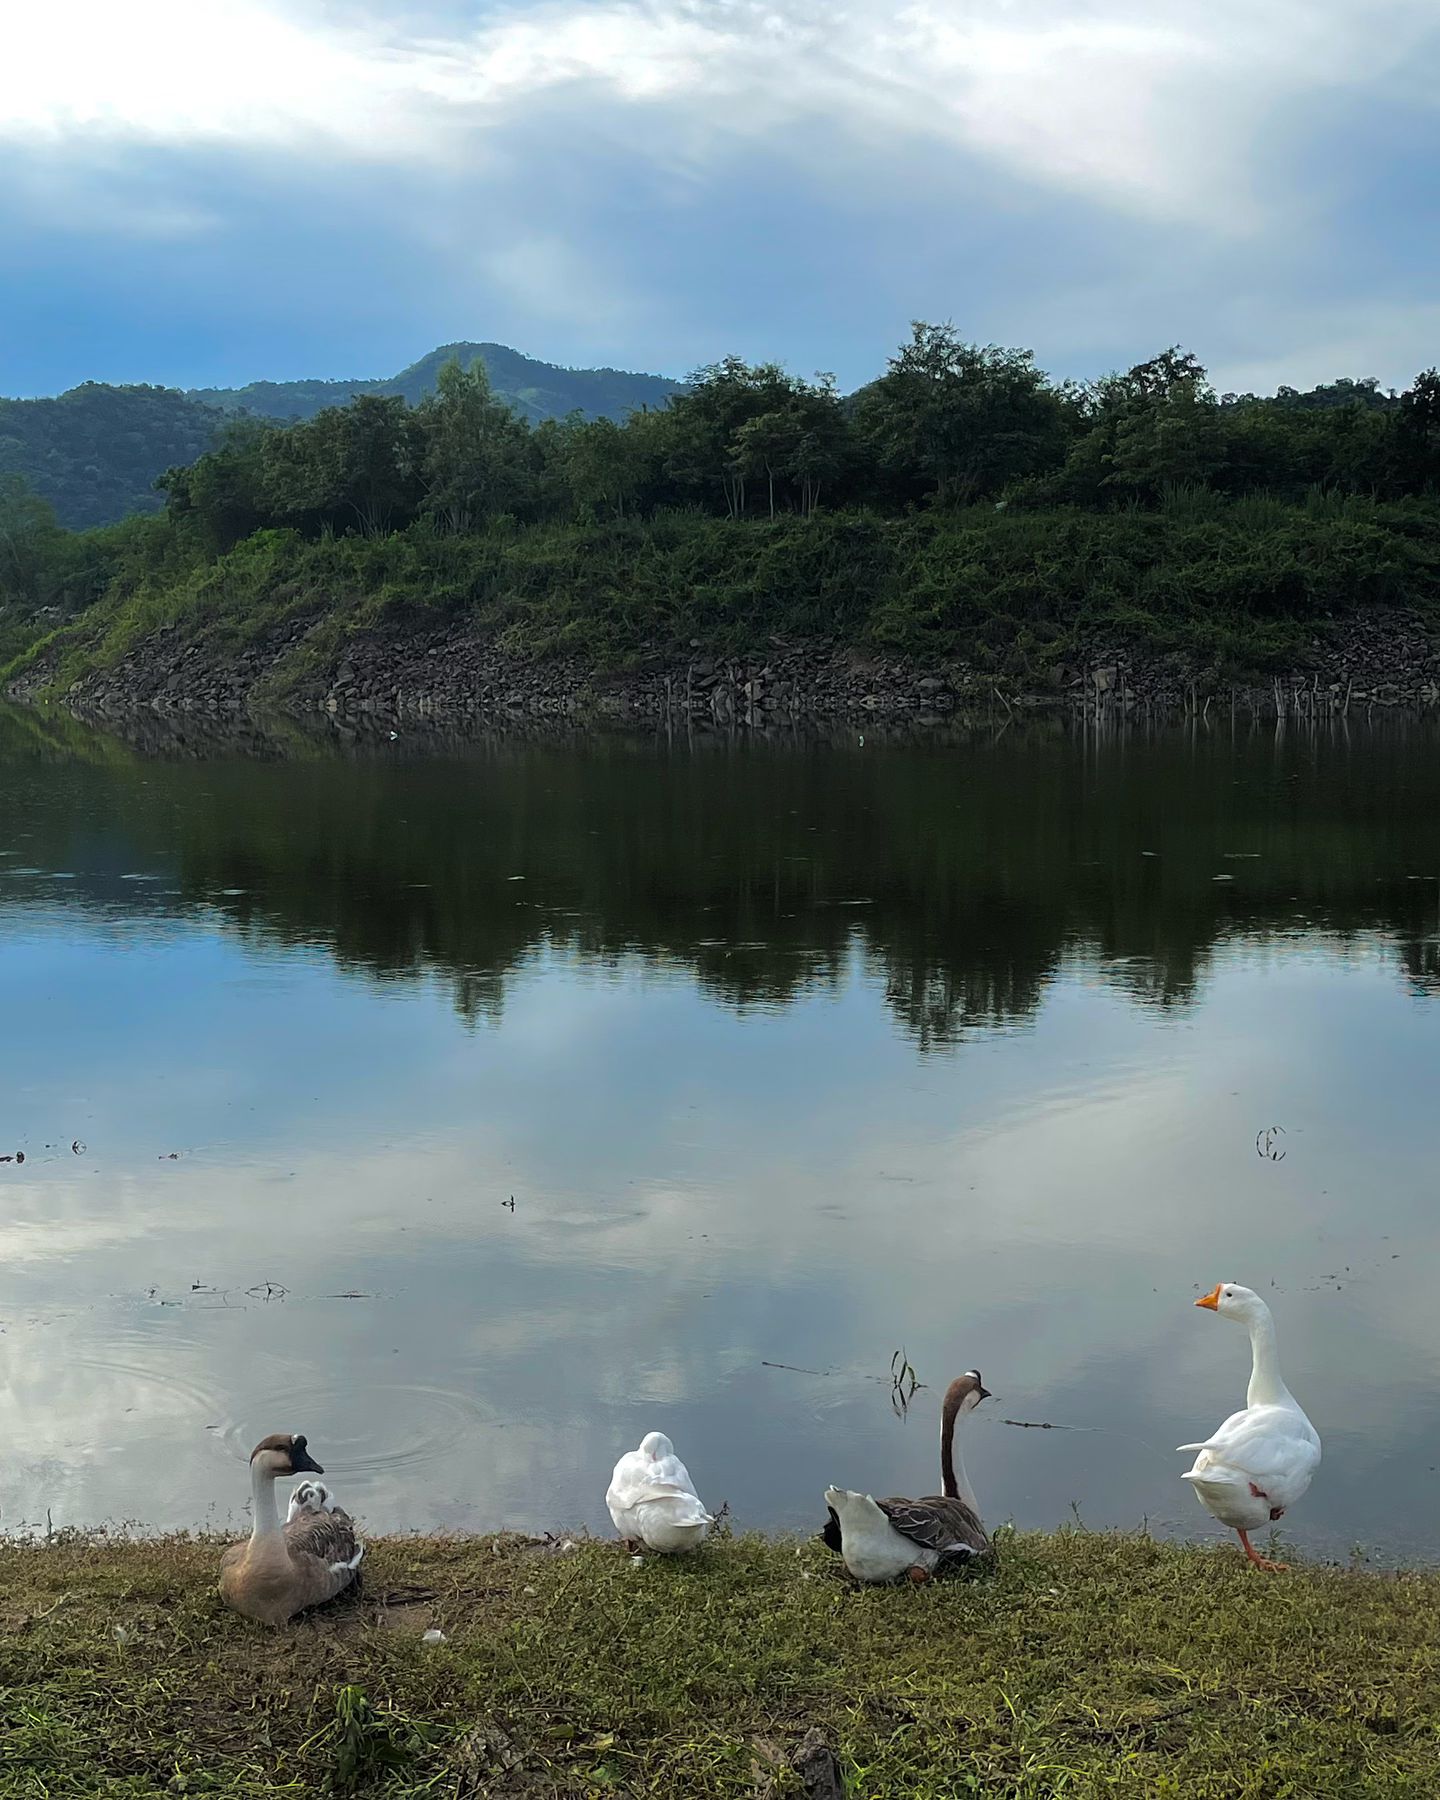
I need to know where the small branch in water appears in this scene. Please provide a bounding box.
[760,1361,829,1377]
[1257,1125,1287,1162]
[997,1416,1177,1466]
[244,1281,288,1303]
[889,1348,922,1417]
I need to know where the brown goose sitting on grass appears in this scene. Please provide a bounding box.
[219,1433,364,1625]
[821,1371,992,1583]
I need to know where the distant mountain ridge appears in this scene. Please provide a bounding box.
[189,341,683,426]
[1,343,683,528]
[0,383,219,532]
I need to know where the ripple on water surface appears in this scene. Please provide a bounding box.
[217,1381,499,1482]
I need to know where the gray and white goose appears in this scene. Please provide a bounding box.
[219,1433,364,1625]
[821,1371,992,1582]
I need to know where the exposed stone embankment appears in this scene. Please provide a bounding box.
[9,608,1440,726]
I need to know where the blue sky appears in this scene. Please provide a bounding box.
[3,0,1438,398]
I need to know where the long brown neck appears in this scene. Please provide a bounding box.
[940,1380,979,1512]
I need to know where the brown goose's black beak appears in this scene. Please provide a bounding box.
[290,1437,324,1476]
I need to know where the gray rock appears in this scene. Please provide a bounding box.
[792,1729,844,1799]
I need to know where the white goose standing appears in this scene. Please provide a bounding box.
[1178,1283,1320,1571]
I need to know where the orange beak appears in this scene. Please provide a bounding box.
[1195,1284,1222,1311]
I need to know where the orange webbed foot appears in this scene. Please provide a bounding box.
[1238,1529,1289,1572]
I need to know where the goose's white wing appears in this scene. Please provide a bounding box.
[607,1449,707,1514]
[1180,1403,1320,1514]
[646,1446,701,1500]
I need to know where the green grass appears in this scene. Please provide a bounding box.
[2,1529,1438,1796]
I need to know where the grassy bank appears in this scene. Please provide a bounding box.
[7,497,1440,705]
[3,1528,1438,1796]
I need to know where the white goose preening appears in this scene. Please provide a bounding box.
[1178,1283,1321,1572]
[821,1370,992,1583]
[219,1433,365,1625]
[606,1430,713,1553]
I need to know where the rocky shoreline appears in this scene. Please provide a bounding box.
[9,607,1440,728]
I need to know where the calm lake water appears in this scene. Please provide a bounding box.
[2,703,1439,1559]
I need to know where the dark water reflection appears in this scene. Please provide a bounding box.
[2,703,1439,1557]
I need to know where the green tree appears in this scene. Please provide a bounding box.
[857,322,1069,505]
[560,415,648,520]
[417,359,532,531]
[0,474,67,604]
[664,358,817,517]
[1055,348,1224,502]
[1396,369,1440,493]
[159,418,273,555]
[729,410,798,520]
[261,396,425,536]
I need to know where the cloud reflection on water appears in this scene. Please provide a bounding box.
[2,717,1440,1559]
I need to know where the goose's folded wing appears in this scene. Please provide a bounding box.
[607,1452,653,1509]
[877,1494,988,1560]
[611,1471,708,1515]
[285,1505,363,1575]
[1181,1411,1320,1505]
[645,1490,712,1523]
[648,1450,700,1497]
[1177,1406,1253,1456]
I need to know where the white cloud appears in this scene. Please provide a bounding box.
[4,0,1437,233]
